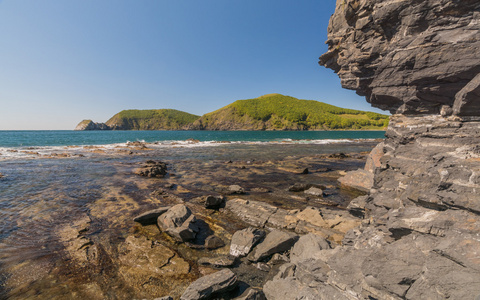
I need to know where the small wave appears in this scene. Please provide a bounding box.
[0,138,378,160]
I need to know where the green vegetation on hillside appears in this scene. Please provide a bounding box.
[191,94,389,130]
[106,109,200,130]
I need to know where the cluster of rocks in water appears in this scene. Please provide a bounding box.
[130,183,364,300]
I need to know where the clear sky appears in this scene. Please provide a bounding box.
[0,0,386,130]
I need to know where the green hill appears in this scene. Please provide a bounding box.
[105,109,200,130]
[187,94,389,130]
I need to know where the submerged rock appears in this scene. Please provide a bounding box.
[205,235,225,250]
[180,269,238,300]
[133,207,170,225]
[135,160,168,178]
[197,256,236,268]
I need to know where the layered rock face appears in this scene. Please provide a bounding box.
[263,1,480,299]
[319,0,480,115]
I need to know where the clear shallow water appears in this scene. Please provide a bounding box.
[0,131,383,299]
[0,130,385,147]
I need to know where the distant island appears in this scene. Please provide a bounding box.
[75,94,389,131]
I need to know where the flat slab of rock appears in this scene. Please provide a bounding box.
[248,230,298,262]
[180,269,238,300]
[230,227,266,257]
[338,169,373,193]
[226,199,277,227]
[227,200,361,244]
[133,207,170,225]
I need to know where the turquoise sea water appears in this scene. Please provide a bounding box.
[0,130,385,147]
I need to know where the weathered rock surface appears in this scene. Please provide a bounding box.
[230,227,266,257]
[157,204,200,242]
[133,207,170,225]
[290,233,331,264]
[118,235,191,297]
[226,185,246,195]
[338,168,373,193]
[204,195,225,209]
[204,235,225,250]
[303,186,324,197]
[135,160,168,178]
[268,0,480,299]
[180,269,238,300]
[319,0,480,116]
[226,199,361,244]
[247,230,298,262]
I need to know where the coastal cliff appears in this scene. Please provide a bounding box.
[263,1,480,299]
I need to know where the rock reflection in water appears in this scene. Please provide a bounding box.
[0,142,376,299]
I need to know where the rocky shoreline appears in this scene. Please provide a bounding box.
[0,141,377,299]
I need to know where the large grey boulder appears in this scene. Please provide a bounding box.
[157,204,199,242]
[180,269,238,300]
[247,230,298,262]
[230,227,266,257]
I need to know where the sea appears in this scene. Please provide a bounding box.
[0,130,385,147]
[0,130,384,299]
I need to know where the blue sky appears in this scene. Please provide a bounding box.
[0,0,386,130]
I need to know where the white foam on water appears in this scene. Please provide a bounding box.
[0,138,377,160]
